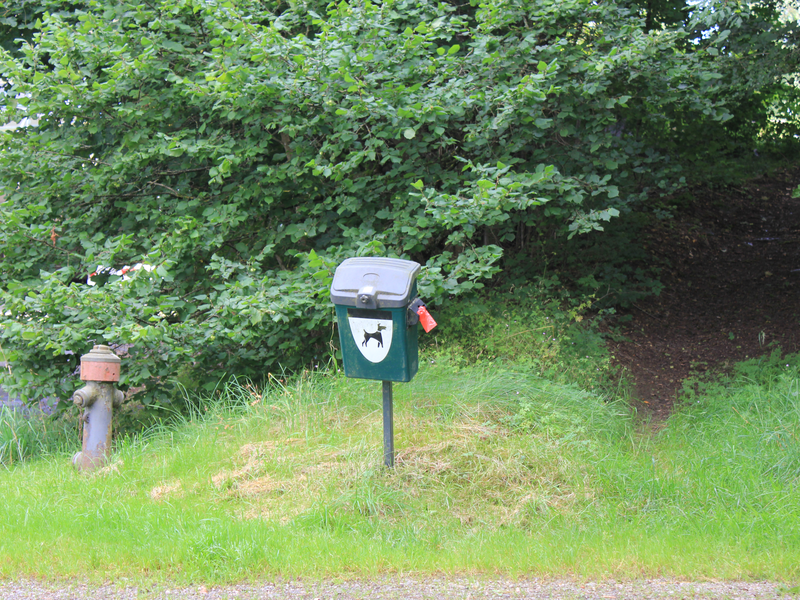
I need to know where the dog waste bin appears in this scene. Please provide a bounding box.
[330,257,424,382]
[331,257,437,467]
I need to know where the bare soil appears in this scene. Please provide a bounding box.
[609,164,800,420]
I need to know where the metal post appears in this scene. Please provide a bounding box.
[382,380,394,468]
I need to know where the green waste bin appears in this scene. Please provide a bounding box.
[330,257,421,382]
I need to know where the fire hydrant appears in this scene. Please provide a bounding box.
[72,345,124,472]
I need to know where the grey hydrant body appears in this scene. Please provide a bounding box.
[72,345,123,472]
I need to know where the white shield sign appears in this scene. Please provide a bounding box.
[349,313,393,363]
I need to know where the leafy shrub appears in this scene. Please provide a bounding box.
[0,0,794,411]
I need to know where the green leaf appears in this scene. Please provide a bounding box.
[403,128,416,139]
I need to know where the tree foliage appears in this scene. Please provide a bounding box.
[0,1,78,56]
[0,0,796,408]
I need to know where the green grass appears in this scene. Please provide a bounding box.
[420,285,621,392]
[1,350,799,583]
[0,404,76,465]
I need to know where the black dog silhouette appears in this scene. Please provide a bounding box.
[362,323,387,348]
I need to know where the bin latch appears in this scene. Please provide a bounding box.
[357,285,378,309]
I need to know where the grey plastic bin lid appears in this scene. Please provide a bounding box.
[330,257,421,308]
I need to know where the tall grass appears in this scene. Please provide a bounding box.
[0,351,799,582]
[0,405,75,465]
[639,352,800,538]
[0,360,640,581]
[576,350,800,576]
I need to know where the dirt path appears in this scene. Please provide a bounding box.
[609,165,800,420]
[0,577,797,599]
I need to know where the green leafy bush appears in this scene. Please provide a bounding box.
[0,0,794,410]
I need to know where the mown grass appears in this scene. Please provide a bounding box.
[1,347,799,584]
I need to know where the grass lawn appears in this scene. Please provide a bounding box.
[1,351,799,584]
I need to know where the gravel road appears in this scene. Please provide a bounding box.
[1,577,797,599]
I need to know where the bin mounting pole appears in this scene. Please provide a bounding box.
[382,380,394,468]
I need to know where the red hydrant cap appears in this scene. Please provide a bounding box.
[80,345,121,382]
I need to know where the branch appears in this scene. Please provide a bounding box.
[153,167,210,176]
[12,231,83,258]
[147,181,192,199]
